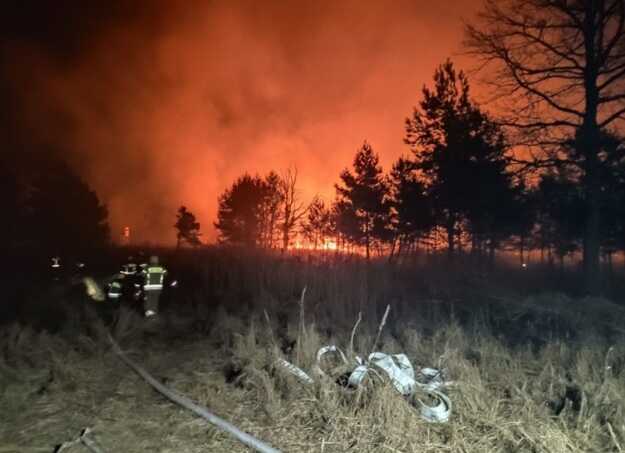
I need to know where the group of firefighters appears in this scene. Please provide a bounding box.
[106,255,172,318]
[50,254,172,318]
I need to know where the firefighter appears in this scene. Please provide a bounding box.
[118,256,141,302]
[121,256,138,277]
[107,274,124,301]
[50,256,62,281]
[51,256,61,268]
[140,255,167,318]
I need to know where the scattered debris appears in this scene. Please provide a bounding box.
[276,346,452,423]
[275,304,453,423]
[275,357,314,384]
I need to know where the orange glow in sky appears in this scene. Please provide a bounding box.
[4,0,484,244]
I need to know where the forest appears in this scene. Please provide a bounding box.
[2,1,625,452]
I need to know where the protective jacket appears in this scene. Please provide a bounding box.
[142,265,167,291]
[121,262,138,276]
[107,278,123,300]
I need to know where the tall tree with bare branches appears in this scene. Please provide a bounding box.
[465,0,625,293]
[262,171,283,248]
[278,167,307,251]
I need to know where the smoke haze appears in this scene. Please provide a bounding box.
[1,0,481,243]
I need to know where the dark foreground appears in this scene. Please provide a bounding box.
[2,251,625,452]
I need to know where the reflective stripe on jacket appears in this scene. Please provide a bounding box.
[108,280,123,296]
[121,263,137,275]
[143,266,167,291]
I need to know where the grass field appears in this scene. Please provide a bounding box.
[2,250,625,452]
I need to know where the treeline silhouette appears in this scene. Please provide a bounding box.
[0,151,110,257]
[1,1,623,299]
[214,60,625,287]
[464,0,625,293]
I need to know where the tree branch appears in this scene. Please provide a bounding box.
[600,105,625,126]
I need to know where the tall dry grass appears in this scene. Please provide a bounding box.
[1,249,625,452]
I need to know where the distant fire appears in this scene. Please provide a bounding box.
[323,239,337,251]
[121,226,131,244]
[289,237,338,252]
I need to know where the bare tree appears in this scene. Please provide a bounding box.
[262,171,283,248]
[465,0,625,293]
[279,167,307,251]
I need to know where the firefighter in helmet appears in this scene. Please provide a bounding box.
[121,256,138,277]
[107,274,124,301]
[107,257,134,302]
[120,255,143,302]
[50,256,62,281]
[140,255,167,318]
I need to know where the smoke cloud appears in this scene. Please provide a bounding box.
[1,0,481,243]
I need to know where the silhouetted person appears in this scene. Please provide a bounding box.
[121,256,138,276]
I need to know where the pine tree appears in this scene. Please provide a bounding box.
[405,60,519,260]
[302,196,331,250]
[215,173,281,247]
[388,157,434,258]
[466,0,625,292]
[28,156,109,255]
[174,206,202,247]
[335,141,391,259]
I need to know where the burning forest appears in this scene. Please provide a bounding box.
[2,1,625,452]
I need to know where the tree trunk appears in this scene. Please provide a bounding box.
[580,3,602,295]
[388,236,397,263]
[446,218,455,260]
[548,246,553,268]
[365,221,370,260]
[583,171,601,294]
[282,225,289,252]
[579,121,602,294]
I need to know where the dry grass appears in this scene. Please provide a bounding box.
[2,254,625,452]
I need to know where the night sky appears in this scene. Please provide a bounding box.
[1,0,482,243]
